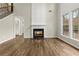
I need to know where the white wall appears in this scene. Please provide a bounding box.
[14,3,57,38]
[32,3,46,25]
[0,3,57,44]
[0,14,15,43]
[14,16,24,35]
[32,3,57,38]
[58,3,79,49]
[14,3,31,38]
[45,3,57,38]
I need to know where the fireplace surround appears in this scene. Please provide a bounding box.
[33,29,44,39]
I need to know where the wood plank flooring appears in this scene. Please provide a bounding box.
[0,36,79,56]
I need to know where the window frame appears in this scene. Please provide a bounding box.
[61,13,71,38]
[61,8,79,41]
[72,8,79,40]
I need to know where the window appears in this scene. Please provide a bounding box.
[62,8,79,40]
[63,13,70,36]
[0,3,13,19]
[72,9,79,39]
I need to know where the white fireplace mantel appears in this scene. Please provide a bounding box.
[31,24,46,38]
[31,24,46,28]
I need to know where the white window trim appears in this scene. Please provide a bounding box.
[60,14,63,35]
[61,13,71,37]
[61,8,79,41]
[69,12,73,39]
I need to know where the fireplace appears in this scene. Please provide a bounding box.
[33,29,44,39]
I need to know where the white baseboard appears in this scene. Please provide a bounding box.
[0,35,15,44]
[44,36,57,39]
[24,36,57,39]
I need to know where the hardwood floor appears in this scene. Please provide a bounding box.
[0,36,79,56]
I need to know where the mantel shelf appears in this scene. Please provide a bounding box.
[31,24,46,26]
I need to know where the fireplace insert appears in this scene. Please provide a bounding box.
[33,29,44,39]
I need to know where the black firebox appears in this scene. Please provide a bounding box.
[33,29,44,39]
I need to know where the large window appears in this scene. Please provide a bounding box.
[72,9,79,39]
[62,8,79,40]
[63,14,70,36]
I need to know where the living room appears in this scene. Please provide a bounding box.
[0,3,79,56]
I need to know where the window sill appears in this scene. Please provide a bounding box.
[61,34,79,42]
